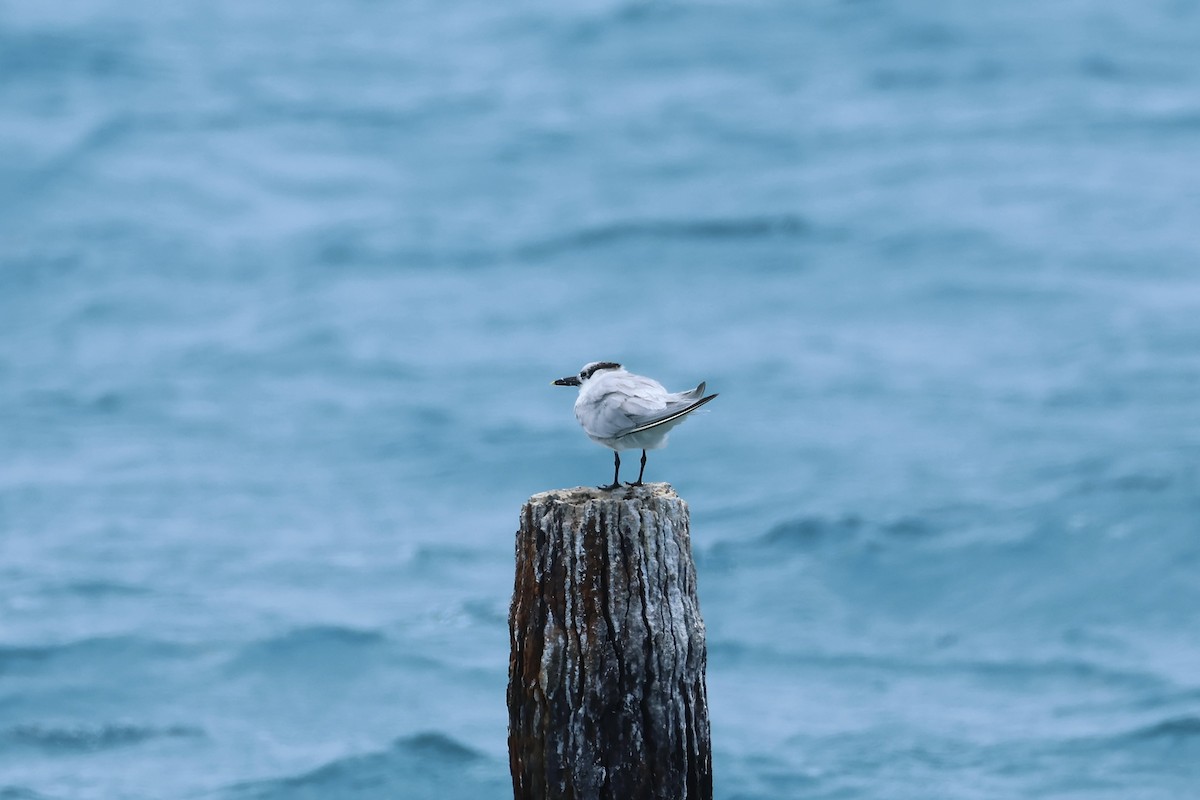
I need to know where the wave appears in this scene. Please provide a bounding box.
[295,213,813,269]
[46,579,152,598]
[393,731,484,761]
[0,722,203,754]
[8,386,130,416]
[0,788,56,800]
[702,512,948,563]
[707,640,1167,691]
[1053,714,1200,760]
[223,732,499,800]
[1122,716,1200,743]
[221,625,450,680]
[516,214,810,259]
[0,636,189,675]
[408,544,485,569]
[0,27,141,82]
[1075,471,1175,495]
[243,625,387,653]
[223,625,388,674]
[0,645,50,674]
[762,514,942,543]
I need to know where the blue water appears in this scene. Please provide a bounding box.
[2,0,1199,797]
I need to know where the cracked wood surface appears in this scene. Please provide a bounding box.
[508,483,712,800]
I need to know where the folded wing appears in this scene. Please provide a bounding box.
[616,391,718,438]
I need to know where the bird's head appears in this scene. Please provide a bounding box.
[552,361,622,388]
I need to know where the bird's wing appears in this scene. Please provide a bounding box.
[610,373,671,415]
[616,392,718,437]
[577,372,667,439]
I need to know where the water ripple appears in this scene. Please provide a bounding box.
[517,214,810,258]
[223,732,499,800]
[1123,715,1200,743]
[0,722,204,754]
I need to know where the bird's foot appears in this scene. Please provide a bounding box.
[598,482,623,491]
[624,480,644,487]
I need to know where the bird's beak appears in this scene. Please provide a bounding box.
[552,376,581,387]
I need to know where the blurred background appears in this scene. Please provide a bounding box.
[2,0,1199,798]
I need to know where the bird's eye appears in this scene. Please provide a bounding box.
[579,372,586,379]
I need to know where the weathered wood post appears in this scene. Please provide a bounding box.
[508,483,711,800]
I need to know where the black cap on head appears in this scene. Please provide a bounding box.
[580,361,621,380]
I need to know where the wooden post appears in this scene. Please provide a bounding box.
[508,483,712,800]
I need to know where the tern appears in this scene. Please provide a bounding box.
[553,361,718,491]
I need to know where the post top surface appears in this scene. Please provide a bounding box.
[527,482,678,506]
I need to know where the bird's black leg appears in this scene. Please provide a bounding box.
[626,449,648,487]
[599,451,622,491]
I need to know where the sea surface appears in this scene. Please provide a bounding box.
[2,1,1199,798]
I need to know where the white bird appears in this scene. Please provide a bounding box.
[553,361,718,490]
